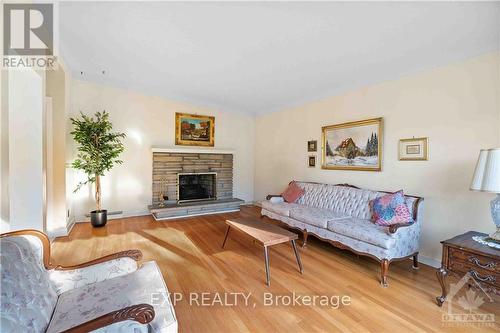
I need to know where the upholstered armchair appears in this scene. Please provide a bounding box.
[0,229,177,333]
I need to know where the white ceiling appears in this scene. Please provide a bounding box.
[60,2,500,115]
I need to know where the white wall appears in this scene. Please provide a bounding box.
[7,69,46,231]
[64,68,75,231]
[254,52,500,264]
[0,69,9,232]
[69,80,255,221]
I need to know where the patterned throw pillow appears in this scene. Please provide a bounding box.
[371,190,413,226]
[282,181,305,203]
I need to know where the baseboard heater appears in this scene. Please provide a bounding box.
[84,210,123,217]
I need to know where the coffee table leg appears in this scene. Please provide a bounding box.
[222,225,231,248]
[264,246,271,286]
[291,240,303,274]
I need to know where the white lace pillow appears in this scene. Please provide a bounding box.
[269,196,285,204]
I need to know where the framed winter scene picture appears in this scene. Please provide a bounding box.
[321,118,382,171]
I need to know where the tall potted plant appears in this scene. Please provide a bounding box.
[71,111,126,227]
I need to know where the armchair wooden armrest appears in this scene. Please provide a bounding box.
[388,223,413,234]
[0,229,143,270]
[53,249,143,270]
[266,194,282,200]
[63,303,155,333]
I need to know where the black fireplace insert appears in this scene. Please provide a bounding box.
[178,173,217,203]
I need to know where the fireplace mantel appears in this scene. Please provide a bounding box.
[151,147,234,154]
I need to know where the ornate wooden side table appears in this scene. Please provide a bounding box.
[436,231,499,306]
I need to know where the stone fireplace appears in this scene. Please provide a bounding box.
[149,149,243,219]
[152,150,233,205]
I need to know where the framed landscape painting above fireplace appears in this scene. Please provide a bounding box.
[322,117,383,171]
[175,112,215,147]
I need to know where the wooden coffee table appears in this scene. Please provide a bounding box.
[222,217,303,286]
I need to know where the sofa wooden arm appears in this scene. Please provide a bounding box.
[266,194,282,200]
[63,303,155,333]
[53,249,143,270]
[388,223,413,234]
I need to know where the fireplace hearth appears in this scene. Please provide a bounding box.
[178,172,216,203]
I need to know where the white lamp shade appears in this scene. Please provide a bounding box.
[470,148,500,193]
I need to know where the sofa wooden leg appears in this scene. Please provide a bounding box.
[380,259,389,288]
[301,229,308,248]
[412,253,419,270]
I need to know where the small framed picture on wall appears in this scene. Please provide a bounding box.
[399,137,428,160]
[308,155,316,167]
[307,140,317,152]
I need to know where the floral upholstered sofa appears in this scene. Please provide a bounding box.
[0,230,177,333]
[261,181,424,287]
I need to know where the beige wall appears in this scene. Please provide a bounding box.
[69,80,255,221]
[497,31,500,145]
[254,52,500,264]
[46,64,69,236]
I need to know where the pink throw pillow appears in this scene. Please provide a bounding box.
[371,190,413,226]
[282,182,304,203]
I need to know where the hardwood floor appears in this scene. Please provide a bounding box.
[52,206,499,332]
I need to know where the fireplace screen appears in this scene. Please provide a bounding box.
[178,173,217,203]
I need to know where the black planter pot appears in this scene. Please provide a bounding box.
[90,210,107,227]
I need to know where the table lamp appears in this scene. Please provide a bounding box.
[470,148,500,241]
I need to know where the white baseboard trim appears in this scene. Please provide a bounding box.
[66,216,76,234]
[75,209,150,223]
[418,255,440,268]
[48,217,76,240]
[241,201,260,207]
[48,227,69,240]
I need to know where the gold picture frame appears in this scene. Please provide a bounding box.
[399,137,428,161]
[321,117,383,171]
[175,112,215,147]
